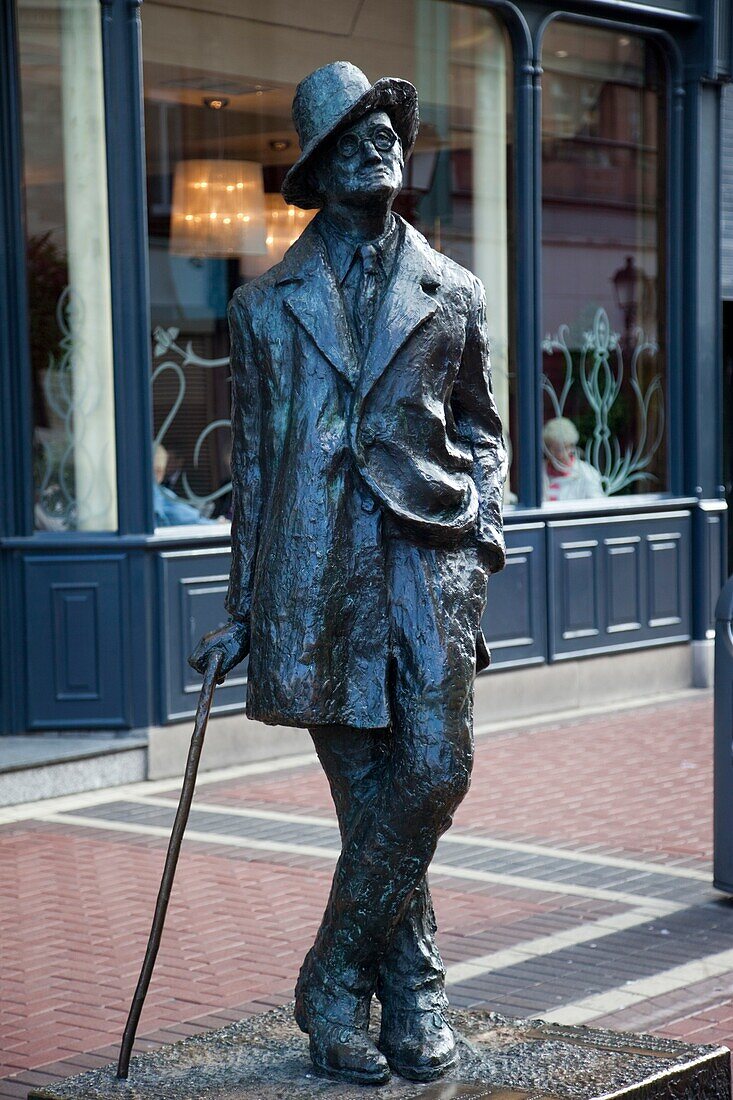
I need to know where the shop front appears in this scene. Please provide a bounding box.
[0,0,729,756]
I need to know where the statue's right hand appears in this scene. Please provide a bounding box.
[188,620,250,683]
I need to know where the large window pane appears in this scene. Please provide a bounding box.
[19,0,118,531]
[142,0,517,528]
[541,23,667,502]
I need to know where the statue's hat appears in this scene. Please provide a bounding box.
[281,62,419,209]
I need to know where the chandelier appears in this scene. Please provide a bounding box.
[264,193,315,256]
[169,159,267,257]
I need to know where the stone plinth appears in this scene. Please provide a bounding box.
[27,1005,731,1099]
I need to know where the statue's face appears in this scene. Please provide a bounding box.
[311,109,403,208]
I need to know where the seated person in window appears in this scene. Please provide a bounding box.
[153,443,220,527]
[543,417,604,502]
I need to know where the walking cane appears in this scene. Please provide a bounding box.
[117,648,224,1079]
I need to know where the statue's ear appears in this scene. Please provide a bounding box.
[305,161,326,204]
[306,172,321,201]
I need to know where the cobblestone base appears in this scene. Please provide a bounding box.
[26,1006,731,1099]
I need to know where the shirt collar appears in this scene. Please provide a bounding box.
[317,213,399,285]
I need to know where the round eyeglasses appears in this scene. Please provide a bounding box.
[336,126,398,159]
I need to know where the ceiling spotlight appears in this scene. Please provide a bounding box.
[269,139,291,152]
[203,96,229,110]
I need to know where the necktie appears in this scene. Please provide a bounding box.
[355,243,380,350]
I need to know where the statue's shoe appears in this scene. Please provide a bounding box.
[294,950,389,1085]
[378,1005,458,1082]
[307,1018,390,1085]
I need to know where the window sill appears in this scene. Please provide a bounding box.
[504,495,714,525]
[2,498,726,549]
[0,524,232,550]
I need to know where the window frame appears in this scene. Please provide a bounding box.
[533,9,684,513]
[135,0,526,532]
[0,0,690,542]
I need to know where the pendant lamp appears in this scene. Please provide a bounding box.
[264,193,315,257]
[170,158,267,257]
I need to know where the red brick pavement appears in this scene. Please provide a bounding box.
[203,694,713,861]
[0,693,728,1097]
[0,821,620,1077]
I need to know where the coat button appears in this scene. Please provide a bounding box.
[361,495,378,514]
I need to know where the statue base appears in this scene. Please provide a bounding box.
[27,1004,730,1098]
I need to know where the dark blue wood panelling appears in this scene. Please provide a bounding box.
[482,524,546,668]
[52,584,100,700]
[647,532,683,627]
[23,555,128,728]
[159,549,246,722]
[548,513,692,659]
[559,540,599,641]
[605,536,642,633]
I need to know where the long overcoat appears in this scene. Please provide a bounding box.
[226,214,507,729]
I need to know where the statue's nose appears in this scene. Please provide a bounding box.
[361,140,383,164]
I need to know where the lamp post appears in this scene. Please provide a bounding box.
[611,254,643,350]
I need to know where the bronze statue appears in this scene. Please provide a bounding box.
[191,61,507,1086]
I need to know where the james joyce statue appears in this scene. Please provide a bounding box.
[190,61,507,1086]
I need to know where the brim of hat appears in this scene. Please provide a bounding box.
[281,76,419,210]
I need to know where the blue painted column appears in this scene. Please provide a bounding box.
[517,45,542,508]
[0,2,33,542]
[0,0,34,733]
[682,79,724,504]
[98,0,157,730]
[100,0,154,537]
[683,76,729,660]
[679,68,728,691]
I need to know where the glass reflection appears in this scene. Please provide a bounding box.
[142,0,516,521]
[19,0,118,531]
[541,23,667,502]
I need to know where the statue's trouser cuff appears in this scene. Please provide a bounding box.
[295,950,372,1030]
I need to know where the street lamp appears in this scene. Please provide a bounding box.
[611,255,643,345]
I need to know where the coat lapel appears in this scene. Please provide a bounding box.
[357,219,441,402]
[279,223,359,388]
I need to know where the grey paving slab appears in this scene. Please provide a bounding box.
[447,900,733,1015]
[42,800,732,1032]
[0,753,147,809]
[63,801,711,906]
[0,737,146,772]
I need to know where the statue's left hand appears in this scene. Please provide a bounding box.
[188,619,250,684]
[477,542,505,574]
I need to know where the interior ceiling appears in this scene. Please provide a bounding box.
[19,2,511,181]
[145,0,365,37]
[143,53,482,172]
[142,83,468,172]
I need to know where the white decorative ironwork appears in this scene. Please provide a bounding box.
[35,286,115,529]
[541,308,665,496]
[152,325,232,510]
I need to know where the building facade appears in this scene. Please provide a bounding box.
[0,0,729,757]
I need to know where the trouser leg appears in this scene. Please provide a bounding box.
[301,539,486,996]
[309,725,445,1007]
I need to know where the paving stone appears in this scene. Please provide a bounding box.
[3,694,732,1090]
